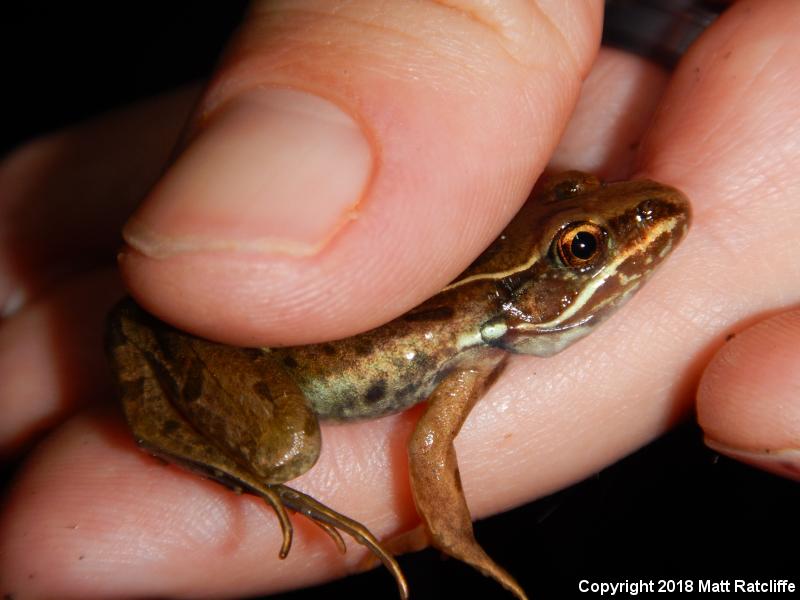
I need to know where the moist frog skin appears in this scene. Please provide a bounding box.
[106,171,691,600]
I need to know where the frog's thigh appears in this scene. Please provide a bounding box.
[407,359,527,600]
[117,360,266,491]
[109,298,322,484]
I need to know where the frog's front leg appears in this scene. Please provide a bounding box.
[408,351,527,600]
[106,298,408,599]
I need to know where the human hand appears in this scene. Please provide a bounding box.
[2,1,799,597]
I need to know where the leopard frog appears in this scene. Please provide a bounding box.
[106,171,690,599]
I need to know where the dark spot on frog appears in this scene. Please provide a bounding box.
[282,355,299,369]
[152,328,183,362]
[142,349,180,401]
[365,381,387,404]
[181,360,205,402]
[240,347,265,361]
[355,341,373,356]
[403,306,454,322]
[78,555,85,561]
[725,332,736,342]
[405,352,435,374]
[321,343,337,356]
[252,381,274,405]
[161,419,181,436]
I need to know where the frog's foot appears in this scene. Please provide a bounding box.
[208,468,408,598]
[130,441,405,595]
[408,363,528,600]
[274,484,409,600]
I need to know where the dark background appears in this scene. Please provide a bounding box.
[2,4,797,599]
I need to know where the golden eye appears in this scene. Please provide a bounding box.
[555,222,605,269]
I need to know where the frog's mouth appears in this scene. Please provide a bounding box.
[481,313,599,357]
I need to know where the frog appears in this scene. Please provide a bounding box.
[105,171,690,600]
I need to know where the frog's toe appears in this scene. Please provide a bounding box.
[260,486,294,558]
[312,519,347,554]
[274,484,409,600]
[261,485,346,558]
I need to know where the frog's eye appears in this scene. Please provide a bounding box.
[554,222,606,269]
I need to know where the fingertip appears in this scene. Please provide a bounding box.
[0,269,123,457]
[697,311,800,480]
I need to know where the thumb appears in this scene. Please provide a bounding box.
[121,0,603,346]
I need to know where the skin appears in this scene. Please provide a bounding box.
[105,172,689,599]
[1,0,800,597]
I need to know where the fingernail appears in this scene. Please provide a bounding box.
[704,437,800,481]
[124,88,373,257]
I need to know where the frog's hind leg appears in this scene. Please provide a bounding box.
[132,425,409,599]
[108,299,406,596]
[196,461,409,599]
[407,358,528,600]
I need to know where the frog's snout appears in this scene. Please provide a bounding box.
[634,183,692,246]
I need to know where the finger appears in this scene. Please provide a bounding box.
[0,46,673,598]
[632,0,800,433]
[550,47,669,179]
[121,0,604,346]
[0,0,647,473]
[488,0,800,502]
[9,2,800,595]
[0,269,123,457]
[0,86,200,316]
[0,411,419,598]
[0,89,202,455]
[698,310,800,481]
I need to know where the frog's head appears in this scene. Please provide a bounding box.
[479,172,691,356]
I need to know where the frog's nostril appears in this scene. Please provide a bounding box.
[635,199,659,223]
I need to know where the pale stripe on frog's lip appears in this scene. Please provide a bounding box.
[509,215,681,335]
[454,213,682,353]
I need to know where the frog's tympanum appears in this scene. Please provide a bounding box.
[106,172,690,599]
